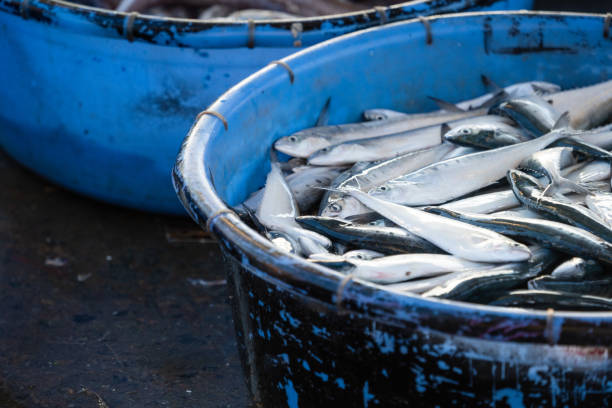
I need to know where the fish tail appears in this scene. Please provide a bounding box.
[546,177,595,196]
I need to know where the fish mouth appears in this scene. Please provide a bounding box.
[273,140,302,157]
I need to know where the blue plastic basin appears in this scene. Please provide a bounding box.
[174,11,612,407]
[0,0,531,214]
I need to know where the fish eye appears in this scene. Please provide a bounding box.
[321,147,330,152]
[461,128,470,134]
[376,115,385,120]
[379,185,388,191]
[355,254,364,259]
[330,203,342,212]
[289,136,297,142]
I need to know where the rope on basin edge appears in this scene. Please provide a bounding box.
[374,6,388,25]
[247,19,255,48]
[197,110,229,131]
[604,13,611,38]
[206,208,235,233]
[269,61,295,84]
[335,273,355,313]
[544,308,558,345]
[418,16,433,45]
[125,12,139,42]
[19,0,30,19]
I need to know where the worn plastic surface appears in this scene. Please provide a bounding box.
[174,11,612,407]
[0,0,531,214]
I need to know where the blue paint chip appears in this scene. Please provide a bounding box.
[302,360,310,371]
[493,388,525,408]
[437,361,450,370]
[363,381,375,408]
[336,378,346,389]
[284,379,299,408]
[314,372,329,382]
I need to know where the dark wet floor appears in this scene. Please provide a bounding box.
[0,149,249,408]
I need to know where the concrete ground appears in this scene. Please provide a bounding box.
[0,149,249,407]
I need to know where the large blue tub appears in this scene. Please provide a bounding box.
[0,0,531,214]
[174,11,612,407]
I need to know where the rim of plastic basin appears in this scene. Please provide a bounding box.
[173,11,612,347]
[0,0,532,48]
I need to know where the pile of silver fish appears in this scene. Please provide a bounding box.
[76,0,395,20]
[238,77,612,311]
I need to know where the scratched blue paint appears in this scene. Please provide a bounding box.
[437,361,450,370]
[411,366,427,393]
[335,378,346,389]
[367,327,395,354]
[314,372,329,382]
[308,352,323,364]
[278,353,289,365]
[312,325,331,338]
[279,310,301,328]
[492,388,525,408]
[284,379,299,408]
[301,360,310,371]
[363,381,375,408]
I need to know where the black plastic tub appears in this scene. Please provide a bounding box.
[173,11,612,407]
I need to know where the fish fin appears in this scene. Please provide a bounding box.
[478,89,510,110]
[242,205,268,234]
[552,111,571,130]
[481,75,502,92]
[270,148,280,165]
[316,97,332,127]
[440,123,451,138]
[428,96,465,113]
[208,166,216,191]
[552,137,612,161]
[581,181,610,192]
[531,84,553,99]
[556,178,592,195]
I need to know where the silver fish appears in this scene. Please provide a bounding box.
[363,109,409,121]
[547,79,612,130]
[320,143,455,219]
[520,147,587,196]
[441,189,519,214]
[275,109,488,158]
[241,165,344,213]
[318,161,372,215]
[550,257,604,280]
[585,192,612,227]
[344,189,531,263]
[256,162,331,255]
[348,254,492,284]
[308,115,509,166]
[491,207,542,219]
[444,121,530,149]
[499,95,561,136]
[456,80,561,111]
[370,127,570,206]
[309,249,384,263]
